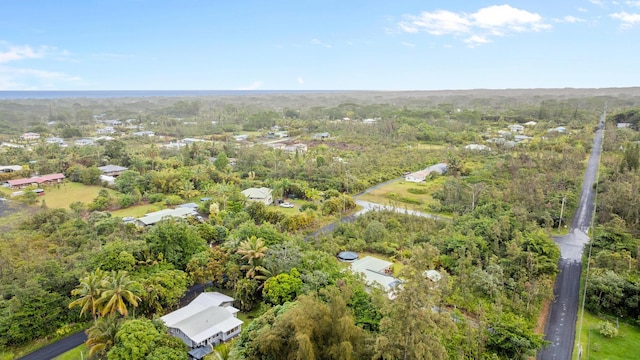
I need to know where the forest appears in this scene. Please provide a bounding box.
[1,89,640,359]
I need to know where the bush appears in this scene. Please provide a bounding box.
[599,321,619,338]
[148,193,164,203]
[119,194,135,208]
[164,195,183,205]
[301,203,318,211]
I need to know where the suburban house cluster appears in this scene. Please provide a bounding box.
[161,292,243,359]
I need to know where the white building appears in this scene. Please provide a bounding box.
[241,187,273,205]
[351,256,400,295]
[161,292,242,349]
[20,132,40,141]
[404,163,448,183]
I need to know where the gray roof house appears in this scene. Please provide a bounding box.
[241,187,273,205]
[351,256,400,297]
[161,292,242,353]
[98,165,128,177]
[135,207,197,226]
[404,163,448,183]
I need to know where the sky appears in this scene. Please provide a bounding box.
[1,0,639,91]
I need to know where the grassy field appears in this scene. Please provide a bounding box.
[38,182,117,209]
[358,177,445,212]
[110,203,162,218]
[573,311,640,359]
[54,344,89,360]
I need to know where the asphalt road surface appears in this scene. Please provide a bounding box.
[538,110,605,360]
[18,330,87,360]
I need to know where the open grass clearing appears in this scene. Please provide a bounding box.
[358,177,444,212]
[37,182,117,209]
[573,311,640,360]
[110,203,163,218]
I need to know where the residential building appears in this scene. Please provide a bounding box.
[351,256,400,295]
[548,126,567,133]
[97,126,116,135]
[132,131,155,137]
[20,132,40,141]
[74,139,95,146]
[5,173,65,189]
[135,207,197,227]
[183,138,207,145]
[362,118,376,124]
[404,163,448,183]
[46,137,65,144]
[507,124,524,133]
[0,165,22,173]
[313,132,330,139]
[161,292,242,356]
[98,165,128,177]
[233,134,248,141]
[241,187,273,205]
[464,144,490,151]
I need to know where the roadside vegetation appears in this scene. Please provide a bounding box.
[0,90,639,359]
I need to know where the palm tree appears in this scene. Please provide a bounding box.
[99,271,141,317]
[237,236,271,281]
[236,236,268,267]
[212,342,232,360]
[69,268,107,320]
[85,315,120,358]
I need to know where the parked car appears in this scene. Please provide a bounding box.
[33,189,45,196]
[279,202,294,208]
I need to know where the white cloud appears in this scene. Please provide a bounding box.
[401,41,416,48]
[398,5,550,47]
[578,7,588,12]
[626,1,640,6]
[464,35,490,47]
[0,65,81,90]
[589,0,605,7]
[611,11,640,27]
[297,76,304,84]
[555,15,586,23]
[310,38,332,48]
[0,44,47,63]
[236,81,263,90]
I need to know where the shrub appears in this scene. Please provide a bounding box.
[164,195,183,205]
[598,321,619,338]
[148,193,164,203]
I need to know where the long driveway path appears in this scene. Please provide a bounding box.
[538,109,605,360]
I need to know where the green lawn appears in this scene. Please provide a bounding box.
[358,177,444,212]
[110,203,162,218]
[38,182,117,209]
[573,311,640,360]
[54,344,89,360]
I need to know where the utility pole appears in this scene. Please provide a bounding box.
[558,196,566,231]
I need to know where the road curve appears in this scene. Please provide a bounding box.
[537,110,605,360]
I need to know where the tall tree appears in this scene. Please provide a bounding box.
[69,268,107,320]
[86,315,120,358]
[99,271,141,317]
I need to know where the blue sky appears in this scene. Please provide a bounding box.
[1,0,639,90]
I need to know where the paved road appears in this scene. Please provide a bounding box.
[538,110,605,360]
[18,330,87,360]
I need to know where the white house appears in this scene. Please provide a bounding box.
[464,144,490,151]
[20,132,40,141]
[241,187,273,205]
[507,124,524,133]
[404,163,448,183]
[161,292,242,349]
[233,134,248,141]
[135,207,197,226]
[351,256,400,295]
